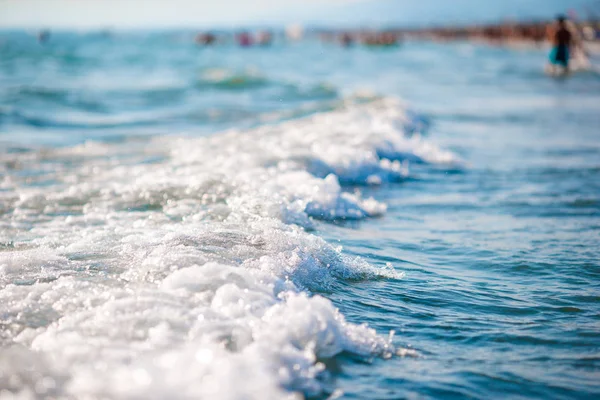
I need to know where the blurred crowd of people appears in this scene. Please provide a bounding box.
[35,19,599,52]
[403,20,599,46]
[195,30,274,46]
[321,31,401,47]
[190,19,599,50]
[193,24,405,48]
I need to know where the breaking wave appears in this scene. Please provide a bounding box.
[0,97,458,398]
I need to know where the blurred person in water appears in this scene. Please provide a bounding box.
[547,15,589,74]
[237,31,252,47]
[256,30,273,46]
[548,16,572,71]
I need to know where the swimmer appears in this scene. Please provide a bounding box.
[547,16,572,74]
[195,32,216,46]
[256,31,273,46]
[37,30,51,44]
[340,33,353,47]
[237,31,252,47]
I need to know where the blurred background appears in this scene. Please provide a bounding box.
[1,0,599,147]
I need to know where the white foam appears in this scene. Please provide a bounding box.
[0,97,450,398]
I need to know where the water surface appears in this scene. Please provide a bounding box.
[1,31,599,399]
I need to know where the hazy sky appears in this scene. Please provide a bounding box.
[0,0,593,29]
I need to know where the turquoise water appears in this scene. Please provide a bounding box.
[1,31,599,399]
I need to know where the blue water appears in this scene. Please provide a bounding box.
[1,31,599,399]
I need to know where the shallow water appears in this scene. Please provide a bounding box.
[1,31,599,399]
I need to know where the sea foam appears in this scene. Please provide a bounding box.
[0,97,456,398]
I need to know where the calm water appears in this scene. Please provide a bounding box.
[1,31,599,399]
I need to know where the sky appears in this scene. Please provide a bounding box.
[0,0,595,29]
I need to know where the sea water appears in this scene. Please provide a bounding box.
[1,31,599,399]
